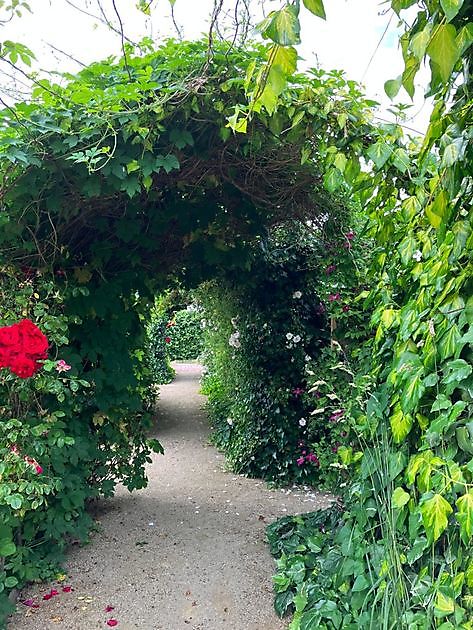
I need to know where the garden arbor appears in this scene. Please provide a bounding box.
[0,40,372,619]
[0,38,367,453]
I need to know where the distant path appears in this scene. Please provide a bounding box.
[10,363,333,630]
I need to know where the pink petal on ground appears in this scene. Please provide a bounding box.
[43,593,53,601]
[105,605,115,612]
[62,586,73,593]
[22,599,36,607]
[106,619,118,627]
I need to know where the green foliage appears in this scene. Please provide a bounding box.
[145,310,175,384]
[166,308,204,361]
[199,221,366,485]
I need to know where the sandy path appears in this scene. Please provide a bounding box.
[9,363,333,630]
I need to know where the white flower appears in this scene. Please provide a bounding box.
[286,332,293,340]
[305,355,311,362]
[229,331,241,348]
[299,418,307,427]
[293,335,301,344]
[231,317,239,327]
[227,418,233,426]
[293,291,302,299]
[413,249,422,262]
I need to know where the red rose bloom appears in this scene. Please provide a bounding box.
[9,355,37,378]
[18,319,49,357]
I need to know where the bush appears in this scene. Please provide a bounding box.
[166,308,204,361]
[145,312,175,384]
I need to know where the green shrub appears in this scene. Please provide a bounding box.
[166,308,204,361]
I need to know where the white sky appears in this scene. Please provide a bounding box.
[1,0,431,132]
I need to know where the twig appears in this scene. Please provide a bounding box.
[111,0,132,81]
[43,41,86,68]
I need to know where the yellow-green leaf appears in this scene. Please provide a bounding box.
[425,190,448,229]
[260,6,301,46]
[427,24,460,83]
[303,0,326,19]
[390,404,413,443]
[440,0,463,22]
[392,487,410,508]
[420,493,453,544]
[455,491,473,545]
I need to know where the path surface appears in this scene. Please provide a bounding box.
[10,363,333,630]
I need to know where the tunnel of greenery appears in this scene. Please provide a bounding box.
[0,14,472,628]
[0,38,367,622]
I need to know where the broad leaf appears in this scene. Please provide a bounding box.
[366,141,393,169]
[440,0,464,21]
[390,404,413,443]
[455,491,473,544]
[261,6,301,46]
[392,487,410,508]
[384,77,402,99]
[410,27,431,60]
[425,190,448,229]
[427,24,460,83]
[302,0,326,19]
[401,372,425,414]
[420,493,453,544]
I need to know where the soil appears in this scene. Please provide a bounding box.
[9,363,333,630]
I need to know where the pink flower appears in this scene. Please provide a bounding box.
[42,589,59,601]
[164,336,171,344]
[329,410,345,422]
[105,606,115,613]
[22,599,39,608]
[292,387,304,396]
[62,585,73,593]
[296,456,305,467]
[328,293,341,302]
[35,464,43,474]
[107,620,118,627]
[345,231,355,240]
[325,265,337,274]
[306,453,320,466]
[10,444,20,455]
[342,305,350,312]
[56,359,71,372]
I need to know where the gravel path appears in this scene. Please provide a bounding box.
[9,363,333,630]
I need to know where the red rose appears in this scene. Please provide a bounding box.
[9,355,37,378]
[165,336,171,344]
[18,319,48,357]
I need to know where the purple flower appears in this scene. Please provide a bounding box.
[325,264,337,274]
[296,456,305,466]
[292,387,304,396]
[328,293,341,302]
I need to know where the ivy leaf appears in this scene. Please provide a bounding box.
[169,129,194,149]
[401,372,425,414]
[390,404,413,443]
[455,491,473,544]
[384,77,402,99]
[366,141,393,169]
[442,359,472,385]
[323,167,343,193]
[391,147,410,173]
[440,0,464,22]
[410,27,432,60]
[427,24,460,83]
[420,493,453,544]
[456,23,473,55]
[260,6,301,46]
[438,324,462,360]
[425,190,448,229]
[302,0,326,19]
[402,55,420,98]
[155,154,180,173]
[392,487,410,508]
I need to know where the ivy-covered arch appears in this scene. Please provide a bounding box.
[0,39,372,618]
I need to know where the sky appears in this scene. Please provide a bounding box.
[1,0,432,132]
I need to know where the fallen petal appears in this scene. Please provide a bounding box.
[62,586,73,593]
[105,605,115,612]
[106,619,118,627]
